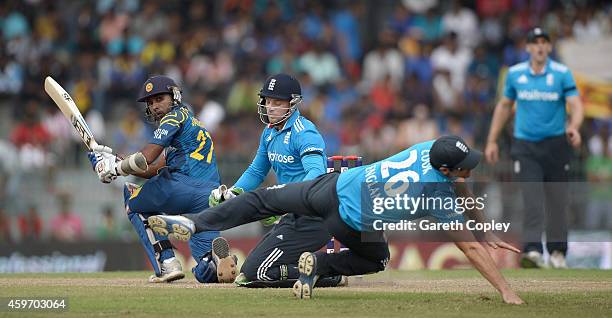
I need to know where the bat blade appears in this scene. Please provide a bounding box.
[44,76,98,150]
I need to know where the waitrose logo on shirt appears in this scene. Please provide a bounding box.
[517,90,560,101]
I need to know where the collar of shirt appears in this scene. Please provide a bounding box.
[267,109,301,133]
[529,58,550,76]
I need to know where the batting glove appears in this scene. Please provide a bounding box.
[91,144,113,154]
[88,151,119,183]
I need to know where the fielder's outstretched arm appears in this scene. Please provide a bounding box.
[453,181,521,253]
[447,229,524,305]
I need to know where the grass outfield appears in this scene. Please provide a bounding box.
[0,270,610,318]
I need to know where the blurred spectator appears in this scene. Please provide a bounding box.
[10,100,53,169]
[402,0,438,14]
[388,3,413,36]
[194,92,225,134]
[395,103,439,149]
[370,75,398,114]
[50,193,83,242]
[95,206,121,240]
[405,42,434,84]
[2,4,29,40]
[431,32,472,91]
[0,51,23,94]
[113,107,150,156]
[584,120,612,229]
[17,205,42,240]
[0,206,11,242]
[299,41,341,86]
[573,8,606,42]
[441,0,479,48]
[360,116,397,161]
[502,36,529,66]
[331,2,363,76]
[362,29,404,89]
[409,8,443,43]
[432,69,463,115]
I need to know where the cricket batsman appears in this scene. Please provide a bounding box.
[209,73,342,287]
[88,75,237,283]
[485,27,584,268]
[148,135,525,304]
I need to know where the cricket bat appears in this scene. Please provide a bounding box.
[44,76,98,151]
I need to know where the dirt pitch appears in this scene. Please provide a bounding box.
[0,270,610,317]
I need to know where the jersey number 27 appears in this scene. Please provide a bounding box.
[190,130,214,163]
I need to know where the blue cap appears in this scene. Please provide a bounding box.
[137,75,179,102]
[527,27,550,43]
[259,73,301,101]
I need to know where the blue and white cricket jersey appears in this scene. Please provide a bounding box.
[504,58,579,141]
[235,110,326,190]
[149,104,221,184]
[336,140,462,231]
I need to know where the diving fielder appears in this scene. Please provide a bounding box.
[148,136,525,304]
[88,75,236,283]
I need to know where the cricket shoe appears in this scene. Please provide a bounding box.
[212,237,237,283]
[549,251,568,269]
[147,215,195,241]
[520,251,547,268]
[148,257,185,283]
[293,252,319,299]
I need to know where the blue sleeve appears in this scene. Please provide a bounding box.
[503,70,516,100]
[301,153,326,181]
[148,110,186,147]
[234,131,271,191]
[295,127,325,158]
[563,70,579,97]
[429,186,465,224]
[294,125,326,181]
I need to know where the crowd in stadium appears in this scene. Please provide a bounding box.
[0,0,610,241]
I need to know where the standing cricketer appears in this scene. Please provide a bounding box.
[484,27,584,268]
[88,75,237,283]
[148,136,525,304]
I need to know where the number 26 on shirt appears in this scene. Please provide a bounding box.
[380,149,420,196]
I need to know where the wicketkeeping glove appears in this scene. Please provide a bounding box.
[208,185,245,207]
[260,216,281,227]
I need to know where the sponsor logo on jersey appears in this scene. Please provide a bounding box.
[154,128,169,139]
[517,90,560,101]
[284,131,291,144]
[268,152,295,163]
